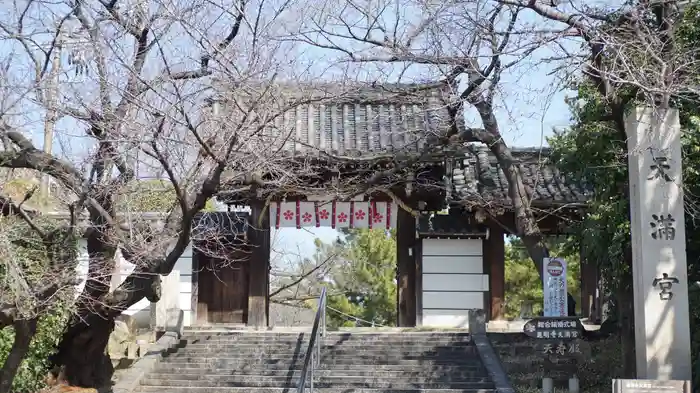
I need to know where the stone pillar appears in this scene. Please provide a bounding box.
[625,107,691,380]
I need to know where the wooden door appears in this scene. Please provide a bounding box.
[195,249,249,324]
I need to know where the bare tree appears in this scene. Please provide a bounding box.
[493,1,699,109]
[0,0,350,387]
[291,0,559,274]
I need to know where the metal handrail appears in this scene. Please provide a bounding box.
[297,286,327,393]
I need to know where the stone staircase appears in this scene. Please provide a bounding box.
[134,329,499,393]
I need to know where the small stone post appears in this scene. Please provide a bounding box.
[542,377,553,393]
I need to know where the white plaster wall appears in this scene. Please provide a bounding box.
[421,238,488,328]
[172,244,193,326]
[74,240,194,328]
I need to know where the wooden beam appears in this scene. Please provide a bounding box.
[247,203,270,328]
[484,223,505,320]
[396,208,417,327]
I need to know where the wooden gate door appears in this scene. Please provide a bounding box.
[195,249,250,324]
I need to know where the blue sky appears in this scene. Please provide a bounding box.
[0,3,576,265]
[267,6,580,263]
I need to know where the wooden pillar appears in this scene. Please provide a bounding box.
[484,223,505,320]
[396,208,417,327]
[580,252,598,321]
[414,236,423,327]
[247,203,270,328]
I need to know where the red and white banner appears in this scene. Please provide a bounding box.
[270,201,397,229]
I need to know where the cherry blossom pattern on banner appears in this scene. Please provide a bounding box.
[271,201,397,229]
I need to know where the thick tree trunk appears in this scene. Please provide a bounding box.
[50,266,160,387]
[0,319,38,393]
[50,316,115,387]
[618,286,636,377]
[50,192,120,387]
[619,246,636,378]
[470,101,549,277]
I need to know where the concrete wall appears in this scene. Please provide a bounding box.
[421,238,488,328]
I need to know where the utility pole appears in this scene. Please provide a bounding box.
[40,34,62,202]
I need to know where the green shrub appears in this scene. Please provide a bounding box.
[0,216,77,392]
[0,304,70,393]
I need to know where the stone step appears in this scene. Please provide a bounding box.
[167,352,480,365]
[169,349,479,358]
[136,386,497,393]
[182,333,472,338]
[180,339,474,346]
[144,373,490,383]
[140,376,494,389]
[154,362,487,371]
[164,357,479,370]
[183,335,472,341]
[169,353,480,360]
[180,341,475,349]
[151,367,489,378]
[183,331,472,336]
[140,381,494,390]
[177,346,475,354]
[165,351,482,361]
[181,334,472,341]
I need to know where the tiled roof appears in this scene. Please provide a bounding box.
[450,145,592,207]
[215,83,457,157]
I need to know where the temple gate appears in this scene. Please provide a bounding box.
[186,83,595,328]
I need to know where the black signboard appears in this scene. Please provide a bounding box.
[523,317,584,340]
[613,379,690,393]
